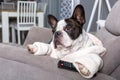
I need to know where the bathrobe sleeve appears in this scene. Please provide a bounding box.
[32,42,52,55]
[61,45,106,78]
[73,54,103,78]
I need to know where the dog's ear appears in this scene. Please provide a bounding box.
[48,15,58,28]
[48,15,58,33]
[71,4,86,26]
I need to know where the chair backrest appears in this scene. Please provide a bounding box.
[1,2,15,10]
[37,2,47,13]
[17,1,37,28]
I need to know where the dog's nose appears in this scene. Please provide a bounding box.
[55,31,62,37]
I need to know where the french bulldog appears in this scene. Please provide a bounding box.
[27,4,106,78]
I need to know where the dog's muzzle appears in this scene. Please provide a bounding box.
[54,31,62,48]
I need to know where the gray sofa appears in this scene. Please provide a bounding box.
[0,0,120,80]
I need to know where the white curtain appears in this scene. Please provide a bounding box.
[73,0,80,8]
[59,0,80,19]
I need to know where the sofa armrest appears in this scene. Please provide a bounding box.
[23,27,52,46]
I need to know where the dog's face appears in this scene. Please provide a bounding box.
[48,4,86,49]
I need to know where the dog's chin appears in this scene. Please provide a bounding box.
[54,39,72,49]
[54,40,61,48]
[54,39,64,48]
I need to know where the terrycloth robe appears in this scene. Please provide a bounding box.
[30,32,106,78]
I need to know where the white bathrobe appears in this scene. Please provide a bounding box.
[31,32,106,78]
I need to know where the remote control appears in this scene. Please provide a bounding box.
[58,60,78,72]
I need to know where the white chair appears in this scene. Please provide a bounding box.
[11,1,37,44]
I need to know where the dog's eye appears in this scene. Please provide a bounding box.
[65,26,71,31]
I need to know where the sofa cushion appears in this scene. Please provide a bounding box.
[100,37,120,75]
[24,27,52,46]
[111,65,120,80]
[96,28,117,45]
[93,73,116,80]
[105,0,120,36]
[0,57,71,80]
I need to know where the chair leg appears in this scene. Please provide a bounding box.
[12,28,16,43]
[21,31,25,44]
[17,30,21,45]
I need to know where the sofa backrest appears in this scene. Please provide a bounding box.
[105,0,120,36]
[96,0,120,77]
[24,27,52,46]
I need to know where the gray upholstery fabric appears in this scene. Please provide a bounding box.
[0,43,116,80]
[105,0,120,36]
[93,73,117,80]
[100,38,120,75]
[95,0,120,77]
[96,28,120,75]
[111,65,120,80]
[0,57,71,80]
[95,0,120,80]
[96,28,117,46]
[24,27,52,46]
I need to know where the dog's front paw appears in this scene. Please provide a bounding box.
[27,44,38,54]
[76,62,90,76]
